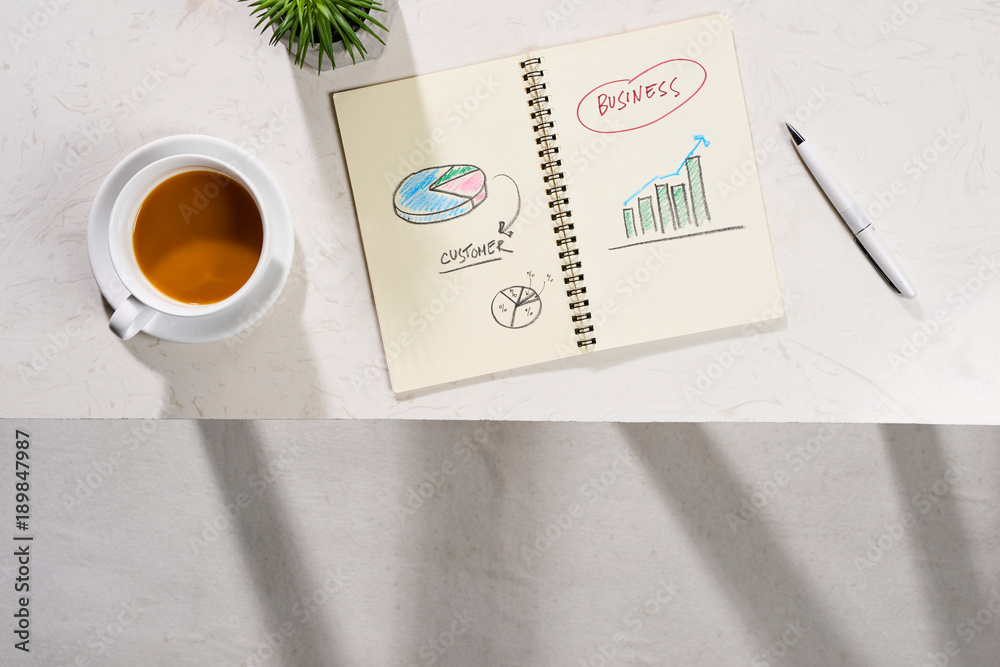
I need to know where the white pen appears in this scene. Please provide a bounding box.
[786,124,916,299]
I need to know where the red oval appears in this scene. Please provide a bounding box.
[576,59,708,134]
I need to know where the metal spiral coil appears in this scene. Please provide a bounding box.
[520,56,595,349]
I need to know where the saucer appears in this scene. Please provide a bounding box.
[88,135,294,343]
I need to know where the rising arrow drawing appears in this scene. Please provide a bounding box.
[623,134,710,206]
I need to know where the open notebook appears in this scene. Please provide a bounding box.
[334,14,783,393]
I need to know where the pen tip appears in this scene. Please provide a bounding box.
[786,123,805,145]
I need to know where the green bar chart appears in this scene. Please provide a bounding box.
[671,184,691,229]
[623,208,636,238]
[655,184,674,231]
[621,155,711,240]
[638,196,656,234]
[685,155,711,227]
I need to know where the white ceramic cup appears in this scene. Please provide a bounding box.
[107,154,272,340]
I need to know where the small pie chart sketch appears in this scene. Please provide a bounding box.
[492,286,542,329]
[491,272,552,329]
[393,165,487,224]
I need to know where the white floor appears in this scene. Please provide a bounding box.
[6,420,998,666]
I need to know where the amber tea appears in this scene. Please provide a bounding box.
[132,170,263,305]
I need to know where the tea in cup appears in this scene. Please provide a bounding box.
[107,154,272,340]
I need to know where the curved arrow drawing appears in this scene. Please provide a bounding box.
[493,173,521,237]
[623,134,710,206]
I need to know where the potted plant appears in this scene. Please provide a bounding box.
[240,0,396,73]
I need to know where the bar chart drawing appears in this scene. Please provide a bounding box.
[612,135,741,251]
[623,154,708,237]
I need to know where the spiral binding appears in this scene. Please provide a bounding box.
[519,56,596,349]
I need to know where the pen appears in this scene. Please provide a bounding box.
[786,123,916,299]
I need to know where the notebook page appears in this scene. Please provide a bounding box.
[334,57,580,393]
[539,15,783,353]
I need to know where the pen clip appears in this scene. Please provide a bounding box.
[854,237,902,295]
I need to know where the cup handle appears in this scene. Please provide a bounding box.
[109,295,156,340]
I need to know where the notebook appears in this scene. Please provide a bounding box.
[334,14,783,393]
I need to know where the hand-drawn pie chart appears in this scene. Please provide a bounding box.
[491,286,542,329]
[393,165,487,223]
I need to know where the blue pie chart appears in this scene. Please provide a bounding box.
[393,165,488,223]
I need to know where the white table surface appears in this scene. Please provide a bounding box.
[2,0,998,421]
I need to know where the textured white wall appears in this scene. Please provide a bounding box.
[1,420,997,666]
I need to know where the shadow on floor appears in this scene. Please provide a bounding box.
[198,420,346,666]
[620,422,874,667]
[391,420,537,667]
[881,424,987,662]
